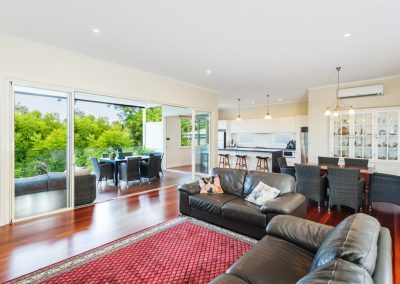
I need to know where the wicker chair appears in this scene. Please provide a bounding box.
[154,152,164,178]
[140,155,161,182]
[295,164,327,209]
[277,157,296,179]
[344,158,368,168]
[119,157,141,185]
[318,156,339,165]
[369,173,400,207]
[327,167,364,212]
[90,157,114,184]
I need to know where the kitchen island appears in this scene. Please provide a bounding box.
[218,147,283,172]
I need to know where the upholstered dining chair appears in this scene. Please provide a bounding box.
[344,158,369,168]
[277,157,296,179]
[327,167,364,212]
[318,156,339,165]
[90,157,114,185]
[295,164,327,209]
[119,157,141,185]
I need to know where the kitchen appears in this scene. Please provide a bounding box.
[218,116,308,172]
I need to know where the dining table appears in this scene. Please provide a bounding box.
[315,164,375,207]
[100,155,149,186]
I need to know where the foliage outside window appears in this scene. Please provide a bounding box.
[146,106,162,122]
[180,117,192,147]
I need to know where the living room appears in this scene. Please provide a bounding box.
[0,1,399,283]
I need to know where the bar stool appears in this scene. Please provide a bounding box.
[256,156,269,172]
[235,155,248,170]
[218,154,231,168]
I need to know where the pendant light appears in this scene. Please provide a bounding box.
[264,94,272,119]
[236,98,243,121]
[325,67,355,116]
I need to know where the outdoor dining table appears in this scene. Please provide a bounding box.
[100,155,149,186]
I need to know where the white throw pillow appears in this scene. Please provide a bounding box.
[74,167,91,176]
[245,181,280,206]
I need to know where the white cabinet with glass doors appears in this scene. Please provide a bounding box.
[330,107,399,164]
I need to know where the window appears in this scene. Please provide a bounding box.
[180,117,192,147]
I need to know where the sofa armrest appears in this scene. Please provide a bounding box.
[178,181,200,195]
[209,274,248,284]
[260,192,306,215]
[266,215,334,253]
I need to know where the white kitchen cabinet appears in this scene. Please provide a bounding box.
[228,117,296,133]
[329,107,400,167]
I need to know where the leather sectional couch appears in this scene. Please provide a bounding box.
[211,213,392,284]
[178,168,307,239]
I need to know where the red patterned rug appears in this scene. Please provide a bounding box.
[8,217,256,284]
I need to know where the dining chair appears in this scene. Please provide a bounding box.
[327,166,364,212]
[344,158,368,168]
[119,157,141,185]
[154,152,164,178]
[90,157,114,185]
[277,157,295,179]
[140,155,161,182]
[318,156,339,165]
[369,172,400,208]
[295,164,327,209]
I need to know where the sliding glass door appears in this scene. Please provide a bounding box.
[193,110,211,175]
[13,85,71,219]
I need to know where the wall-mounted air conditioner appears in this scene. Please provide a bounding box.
[338,84,384,98]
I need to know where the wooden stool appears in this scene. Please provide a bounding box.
[235,155,248,170]
[256,156,269,172]
[218,154,230,168]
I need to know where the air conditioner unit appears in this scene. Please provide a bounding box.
[338,84,384,98]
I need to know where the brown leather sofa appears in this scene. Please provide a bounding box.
[178,168,307,239]
[210,213,392,284]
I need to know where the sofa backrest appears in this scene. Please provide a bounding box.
[210,168,247,197]
[310,213,381,275]
[243,170,295,198]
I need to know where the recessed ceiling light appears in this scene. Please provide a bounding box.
[278,98,283,102]
[205,70,212,75]
[343,33,351,37]
[92,28,101,34]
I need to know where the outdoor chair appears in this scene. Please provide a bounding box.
[318,156,339,165]
[140,155,161,182]
[90,157,114,185]
[295,164,327,209]
[153,152,164,178]
[119,157,141,185]
[277,157,296,179]
[327,167,364,212]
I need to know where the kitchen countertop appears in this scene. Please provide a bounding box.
[218,147,286,153]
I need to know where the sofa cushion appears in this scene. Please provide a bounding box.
[228,235,314,284]
[199,175,223,194]
[210,168,247,197]
[189,194,238,215]
[14,174,48,196]
[243,170,295,198]
[222,199,266,227]
[311,213,381,275]
[245,181,280,205]
[47,172,67,191]
[297,259,373,284]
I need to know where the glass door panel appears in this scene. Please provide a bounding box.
[14,86,70,219]
[377,111,399,161]
[193,111,210,175]
[354,113,373,160]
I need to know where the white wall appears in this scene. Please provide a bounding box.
[144,122,163,152]
[0,33,219,226]
[308,75,400,163]
[165,116,192,168]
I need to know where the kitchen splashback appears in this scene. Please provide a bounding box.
[231,133,293,148]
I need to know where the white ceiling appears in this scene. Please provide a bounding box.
[1,0,400,109]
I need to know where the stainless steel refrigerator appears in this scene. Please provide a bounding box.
[300,127,308,163]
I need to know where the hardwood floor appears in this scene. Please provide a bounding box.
[1,187,399,283]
